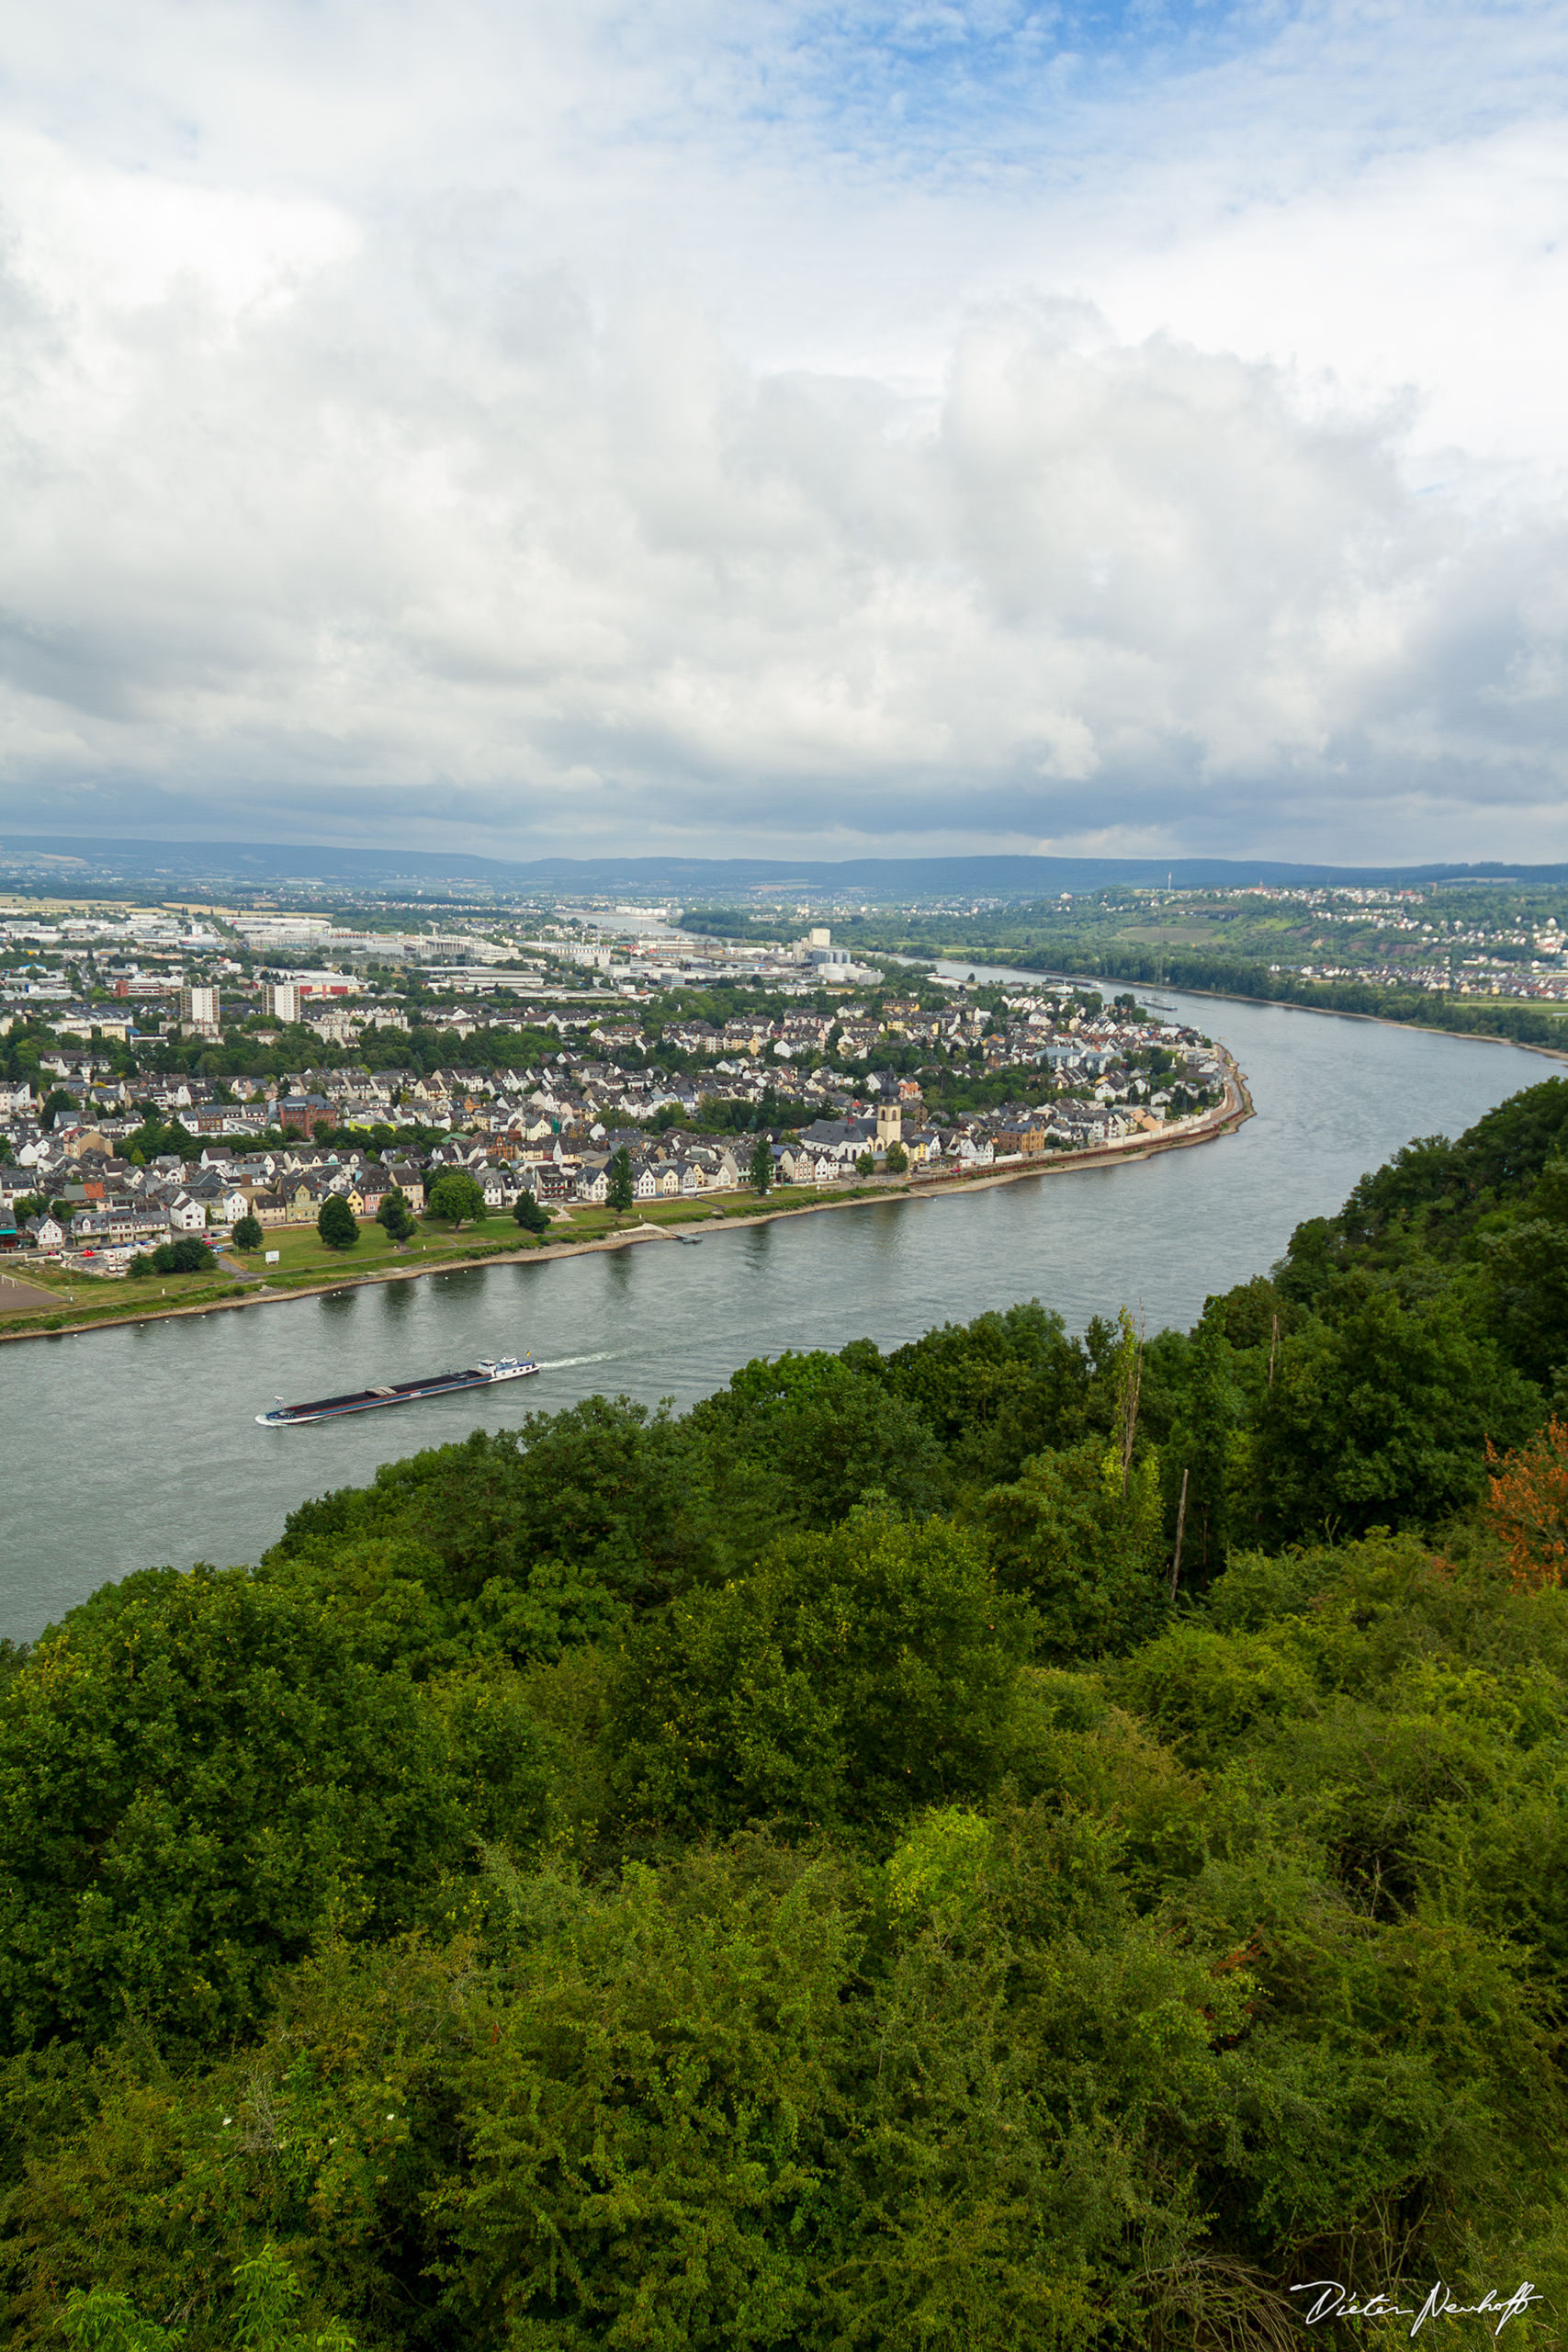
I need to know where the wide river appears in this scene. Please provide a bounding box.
[2,984,1559,1642]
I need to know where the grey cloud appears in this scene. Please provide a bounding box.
[0,190,1564,861]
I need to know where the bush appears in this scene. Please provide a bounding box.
[130,1237,217,1280]
[1109,1621,1318,1769]
[513,1192,551,1235]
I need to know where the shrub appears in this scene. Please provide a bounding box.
[131,1237,217,1279]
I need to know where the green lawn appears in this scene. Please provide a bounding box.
[1,1186,910,1338]
[231,1222,434,1280]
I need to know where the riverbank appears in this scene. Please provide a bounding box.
[0,1060,1250,1346]
[1144,983,1568,1065]
[953,956,1568,1067]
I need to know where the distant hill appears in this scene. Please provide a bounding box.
[0,831,1557,899]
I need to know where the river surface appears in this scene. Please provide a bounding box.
[1,985,1559,1641]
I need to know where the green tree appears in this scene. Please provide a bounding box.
[231,1212,263,1251]
[1484,1152,1568,1386]
[885,1140,908,1173]
[1161,1313,1243,1587]
[1248,1276,1540,1542]
[749,1133,773,1193]
[606,1147,634,1216]
[513,1191,551,1235]
[607,1504,1032,1835]
[869,1301,1091,1487]
[0,1566,555,2055]
[229,2243,359,2352]
[978,1435,1168,1660]
[426,1171,487,1227]
[689,1351,945,1532]
[854,1150,875,1177]
[316,1193,359,1250]
[273,1403,717,1622]
[376,1186,416,1243]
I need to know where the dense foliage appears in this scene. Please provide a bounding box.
[6,1080,1568,2347]
[129,1238,217,1279]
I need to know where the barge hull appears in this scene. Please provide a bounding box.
[258,1359,539,1426]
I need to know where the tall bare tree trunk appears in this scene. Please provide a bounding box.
[1169,1466,1189,1601]
[1121,1306,1145,1497]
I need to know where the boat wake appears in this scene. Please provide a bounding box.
[532,1350,620,1372]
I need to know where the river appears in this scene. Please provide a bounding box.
[1,985,1558,1642]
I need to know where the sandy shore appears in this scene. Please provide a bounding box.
[0,1060,1252,1347]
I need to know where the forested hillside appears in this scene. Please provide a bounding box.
[6,1080,1568,2348]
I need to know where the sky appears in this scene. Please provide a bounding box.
[0,0,1565,865]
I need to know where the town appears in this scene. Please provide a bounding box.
[808,877,1568,1007]
[0,895,1230,1292]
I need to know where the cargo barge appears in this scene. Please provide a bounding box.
[256,1354,539,1426]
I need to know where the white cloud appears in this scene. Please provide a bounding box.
[0,0,1565,859]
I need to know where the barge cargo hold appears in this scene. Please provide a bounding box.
[256,1355,539,1426]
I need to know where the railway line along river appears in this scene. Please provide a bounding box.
[2,981,1560,1643]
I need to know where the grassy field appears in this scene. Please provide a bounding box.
[0,1186,911,1339]
[0,1194,884,1345]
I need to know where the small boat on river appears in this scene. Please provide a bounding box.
[256,1355,539,1427]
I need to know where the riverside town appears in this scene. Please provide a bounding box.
[0,892,1233,1320]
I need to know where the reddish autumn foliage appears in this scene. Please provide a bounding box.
[1484,1415,1568,1589]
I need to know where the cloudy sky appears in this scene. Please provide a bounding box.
[1,0,1565,864]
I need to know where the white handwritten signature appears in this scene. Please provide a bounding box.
[1292,2280,1544,2337]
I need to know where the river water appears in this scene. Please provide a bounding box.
[1,986,1558,1642]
